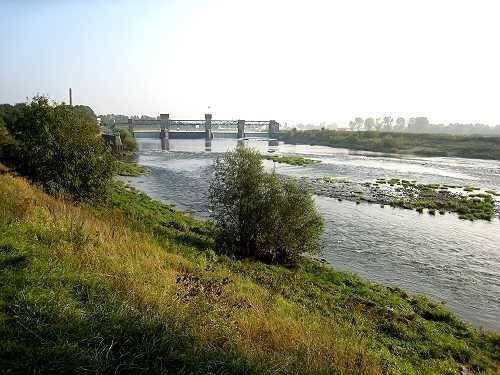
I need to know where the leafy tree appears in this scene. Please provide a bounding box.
[73,105,97,125]
[364,117,375,131]
[383,116,394,131]
[209,146,323,265]
[118,129,138,153]
[354,117,364,131]
[395,117,406,131]
[3,96,116,201]
[348,120,356,131]
[0,117,16,161]
[375,118,384,131]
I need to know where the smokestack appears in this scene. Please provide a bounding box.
[69,88,73,106]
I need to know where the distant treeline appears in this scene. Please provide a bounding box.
[344,116,500,136]
[99,113,157,125]
[295,116,500,136]
[282,128,500,160]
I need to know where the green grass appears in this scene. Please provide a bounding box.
[0,174,499,374]
[116,160,148,176]
[263,155,321,166]
[281,129,500,160]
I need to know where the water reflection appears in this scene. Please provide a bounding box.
[161,138,169,151]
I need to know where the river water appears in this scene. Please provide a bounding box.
[121,138,500,331]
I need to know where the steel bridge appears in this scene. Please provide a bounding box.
[110,114,279,141]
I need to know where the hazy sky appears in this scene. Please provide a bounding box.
[1,0,499,125]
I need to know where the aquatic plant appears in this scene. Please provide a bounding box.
[264,155,320,166]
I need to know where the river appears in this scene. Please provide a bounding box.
[120,138,500,331]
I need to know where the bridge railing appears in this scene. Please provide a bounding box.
[107,116,279,139]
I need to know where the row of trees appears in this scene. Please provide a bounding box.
[348,116,500,135]
[99,113,156,125]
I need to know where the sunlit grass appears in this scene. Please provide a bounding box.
[0,173,498,374]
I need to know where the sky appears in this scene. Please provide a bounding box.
[1,0,500,125]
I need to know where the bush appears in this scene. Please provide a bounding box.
[0,118,16,161]
[209,146,324,265]
[1,96,116,202]
[118,129,138,153]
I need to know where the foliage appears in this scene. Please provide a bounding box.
[264,155,320,166]
[0,117,16,161]
[282,129,500,160]
[381,180,496,221]
[0,174,498,374]
[73,105,97,125]
[1,96,115,201]
[118,128,138,153]
[116,160,147,176]
[209,147,324,264]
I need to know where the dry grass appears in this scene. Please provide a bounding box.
[1,173,498,374]
[0,174,382,373]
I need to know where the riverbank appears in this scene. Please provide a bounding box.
[1,171,498,374]
[281,129,500,161]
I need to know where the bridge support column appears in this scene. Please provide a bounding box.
[205,138,212,152]
[268,120,279,139]
[128,118,135,137]
[237,119,245,138]
[205,113,213,140]
[160,113,170,151]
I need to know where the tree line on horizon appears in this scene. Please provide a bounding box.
[293,116,500,136]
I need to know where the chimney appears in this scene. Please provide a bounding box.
[69,88,73,106]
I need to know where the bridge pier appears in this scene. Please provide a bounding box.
[205,113,213,140]
[237,119,245,138]
[268,120,279,139]
[128,118,134,137]
[160,113,170,151]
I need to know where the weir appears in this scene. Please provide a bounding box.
[112,114,280,141]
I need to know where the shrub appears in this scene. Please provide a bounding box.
[209,146,324,265]
[2,96,116,202]
[0,117,16,161]
[118,129,138,153]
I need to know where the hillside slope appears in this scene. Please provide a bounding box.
[0,173,498,374]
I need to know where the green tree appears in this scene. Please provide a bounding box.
[209,146,324,265]
[73,105,97,125]
[364,117,375,131]
[3,96,116,201]
[383,116,394,131]
[354,117,364,131]
[395,117,406,131]
[118,128,138,153]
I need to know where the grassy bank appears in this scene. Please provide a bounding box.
[0,173,499,374]
[281,129,500,160]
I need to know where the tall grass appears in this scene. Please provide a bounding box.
[1,173,498,374]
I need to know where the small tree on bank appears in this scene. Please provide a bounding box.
[209,147,324,265]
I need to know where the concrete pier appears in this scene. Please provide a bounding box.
[159,114,170,151]
[268,120,279,139]
[205,113,213,140]
[128,118,134,136]
[237,119,245,138]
